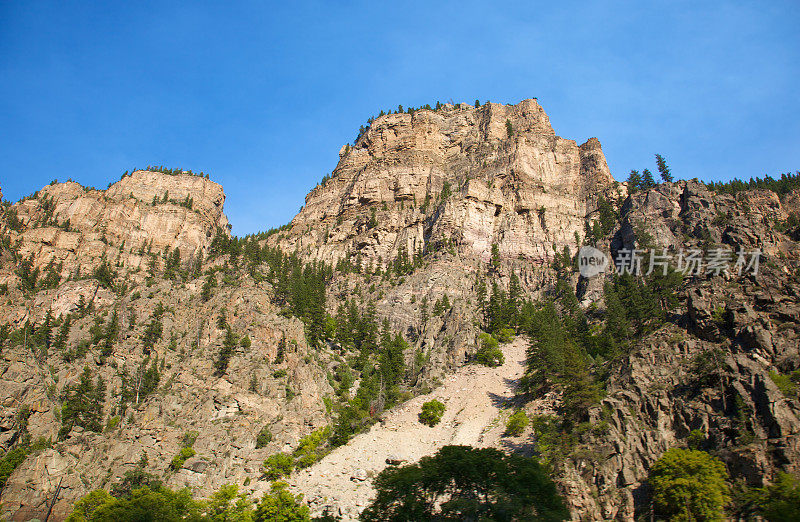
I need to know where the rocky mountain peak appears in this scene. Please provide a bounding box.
[275,100,619,269]
[3,170,229,286]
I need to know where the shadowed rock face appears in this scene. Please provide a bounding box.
[273,99,620,268]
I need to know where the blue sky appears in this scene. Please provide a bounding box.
[1,1,798,235]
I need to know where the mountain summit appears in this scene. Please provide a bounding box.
[1,101,799,521]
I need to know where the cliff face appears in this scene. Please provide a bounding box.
[275,100,618,267]
[0,172,333,520]
[8,170,228,283]
[561,181,800,519]
[0,102,798,521]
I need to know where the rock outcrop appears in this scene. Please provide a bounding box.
[4,170,229,287]
[274,99,618,267]
[0,101,798,521]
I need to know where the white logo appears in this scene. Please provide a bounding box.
[578,246,608,278]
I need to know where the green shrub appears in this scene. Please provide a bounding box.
[255,426,273,449]
[170,446,196,470]
[419,399,446,427]
[263,452,294,480]
[240,335,251,348]
[293,426,330,469]
[495,328,515,344]
[181,430,199,447]
[649,448,729,521]
[476,333,504,367]
[769,370,798,397]
[169,431,199,470]
[505,410,529,436]
[0,446,30,489]
[255,480,310,521]
[105,415,121,432]
[759,471,800,520]
[687,429,706,450]
[272,369,287,378]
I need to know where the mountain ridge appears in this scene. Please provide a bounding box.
[0,100,799,520]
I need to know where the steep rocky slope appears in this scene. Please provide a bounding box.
[0,172,333,520]
[0,100,798,521]
[269,100,621,376]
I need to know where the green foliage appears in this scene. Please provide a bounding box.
[758,472,800,521]
[329,313,410,447]
[207,232,330,348]
[255,426,273,449]
[205,484,254,522]
[490,243,500,270]
[263,453,295,480]
[360,445,568,521]
[440,180,451,201]
[505,119,514,138]
[706,170,800,197]
[476,333,504,367]
[170,431,199,470]
[93,260,118,289]
[769,370,799,397]
[293,427,331,469]
[118,356,160,411]
[519,298,602,425]
[201,273,217,301]
[141,314,164,355]
[67,485,201,521]
[495,327,515,344]
[59,366,106,439]
[254,481,310,522]
[687,429,706,450]
[170,446,196,470]
[592,196,618,240]
[505,410,529,436]
[655,154,673,182]
[67,489,116,521]
[16,254,39,293]
[274,335,286,365]
[418,399,446,427]
[649,448,729,521]
[0,446,31,490]
[214,327,239,376]
[3,207,24,232]
[109,454,160,499]
[627,170,643,194]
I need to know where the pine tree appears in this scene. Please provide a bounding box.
[53,314,71,352]
[655,154,673,182]
[642,169,656,189]
[59,366,105,439]
[491,243,501,271]
[101,309,119,358]
[274,335,286,365]
[626,170,643,194]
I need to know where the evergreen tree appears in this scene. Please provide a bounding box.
[655,153,673,182]
[274,335,286,365]
[626,170,642,194]
[53,314,71,352]
[59,366,105,439]
[642,168,656,189]
[214,327,238,376]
